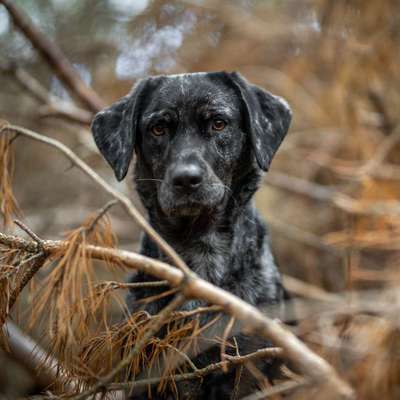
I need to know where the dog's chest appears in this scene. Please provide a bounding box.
[176,232,231,285]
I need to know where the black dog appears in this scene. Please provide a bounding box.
[91,71,292,399]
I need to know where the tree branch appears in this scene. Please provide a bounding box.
[0,231,354,399]
[0,124,193,277]
[0,0,105,112]
[0,64,93,125]
[107,347,284,393]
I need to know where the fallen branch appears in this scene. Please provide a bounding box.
[0,231,355,399]
[0,0,105,112]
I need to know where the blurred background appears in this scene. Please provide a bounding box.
[0,0,399,398]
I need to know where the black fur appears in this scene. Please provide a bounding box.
[91,71,292,399]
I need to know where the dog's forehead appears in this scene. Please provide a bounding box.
[146,72,239,110]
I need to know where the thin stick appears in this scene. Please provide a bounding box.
[94,280,169,291]
[107,347,284,392]
[0,232,355,399]
[1,124,193,277]
[85,199,118,233]
[14,219,45,247]
[240,378,308,400]
[0,0,105,112]
[220,316,235,372]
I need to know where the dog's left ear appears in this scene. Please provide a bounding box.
[228,72,292,171]
[91,78,150,181]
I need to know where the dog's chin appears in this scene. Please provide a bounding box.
[160,200,209,218]
[159,194,225,219]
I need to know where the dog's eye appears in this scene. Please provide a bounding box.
[151,125,168,136]
[211,119,226,131]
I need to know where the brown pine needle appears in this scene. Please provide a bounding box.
[0,124,21,227]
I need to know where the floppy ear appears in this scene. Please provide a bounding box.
[228,72,292,171]
[91,78,149,181]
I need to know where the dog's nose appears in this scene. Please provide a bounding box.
[171,164,203,191]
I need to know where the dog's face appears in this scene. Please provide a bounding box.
[92,72,291,219]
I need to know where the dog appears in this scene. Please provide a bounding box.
[91,71,292,399]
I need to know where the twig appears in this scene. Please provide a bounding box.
[220,316,235,372]
[266,214,343,256]
[0,232,355,399]
[14,219,45,247]
[164,343,198,372]
[170,305,222,319]
[0,124,193,277]
[85,199,118,233]
[0,0,105,112]
[266,171,400,216]
[368,88,394,135]
[240,378,308,400]
[107,347,284,392]
[282,274,340,303]
[94,280,169,291]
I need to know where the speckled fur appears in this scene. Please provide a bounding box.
[91,72,292,399]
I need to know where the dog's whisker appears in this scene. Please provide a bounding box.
[135,178,163,183]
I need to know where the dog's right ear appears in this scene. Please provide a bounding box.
[91,78,150,181]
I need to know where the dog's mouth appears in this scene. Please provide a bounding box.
[158,181,226,218]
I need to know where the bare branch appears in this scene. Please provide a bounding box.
[107,347,284,393]
[0,0,105,112]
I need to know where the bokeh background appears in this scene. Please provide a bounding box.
[1,0,400,398]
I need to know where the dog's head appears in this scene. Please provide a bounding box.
[92,72,291,219]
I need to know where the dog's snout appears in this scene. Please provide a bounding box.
[171,163,203,191]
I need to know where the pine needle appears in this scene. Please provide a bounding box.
[0,122,21,227]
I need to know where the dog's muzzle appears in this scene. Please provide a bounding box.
[158,158,225,217]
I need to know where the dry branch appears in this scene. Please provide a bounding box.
[0,231,354,399]
[2,321,77,392]
[0,124,193,278]
[0,0,105,112]
[108,347,284,393]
